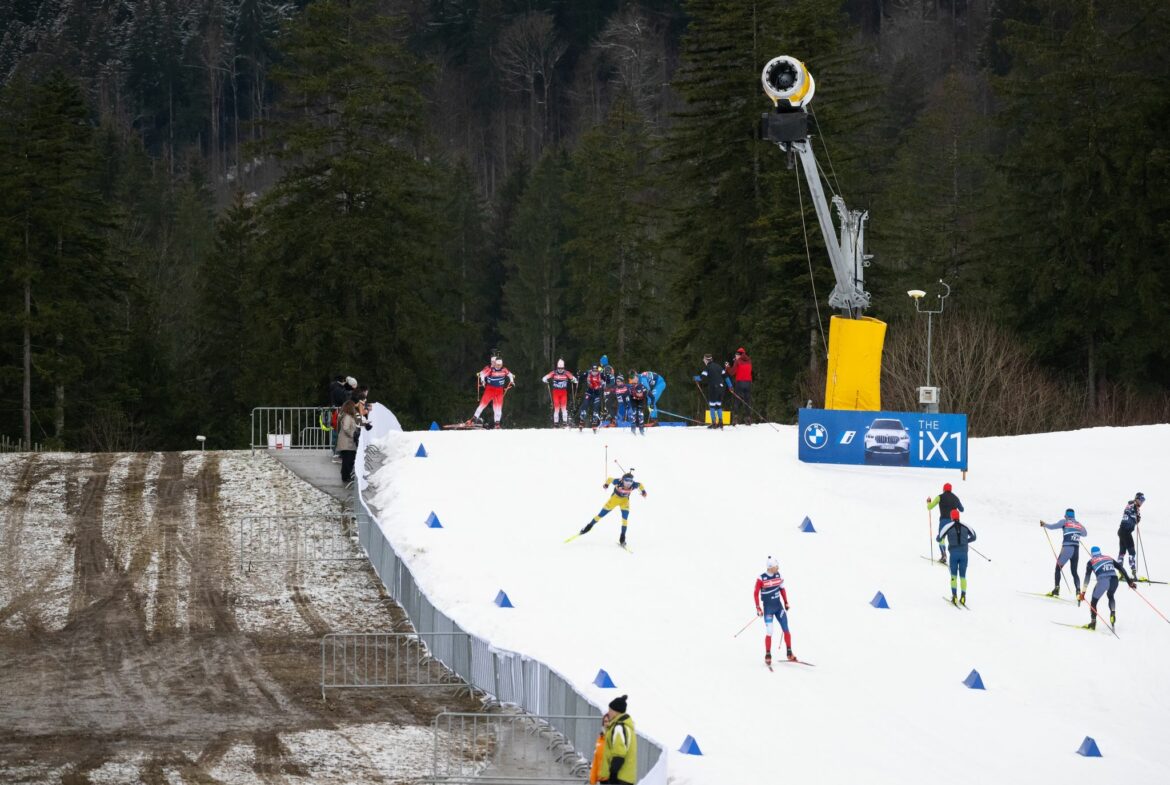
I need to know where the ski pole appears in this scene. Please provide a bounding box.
[732,614,760,637]
[693,381,710,425]
[725,386,780,432]
[604,444,608,480]
[545,382,554,425]
[657,408,702,424]
[926,504,934,562]
[613,459,626,474]
[969,545,992,563]
[1042,524,1075,598]
[1138,525,1151,580]
[1130,585,1170,624]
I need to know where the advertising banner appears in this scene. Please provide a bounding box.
[798,408,968,471]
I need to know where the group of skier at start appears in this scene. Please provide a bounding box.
[461,351,664,432]
[927,483,1148,630]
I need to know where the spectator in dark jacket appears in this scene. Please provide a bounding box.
[729,347,753,424]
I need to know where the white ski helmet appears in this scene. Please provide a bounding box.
[557,358,565,369]
[765,556,779,570]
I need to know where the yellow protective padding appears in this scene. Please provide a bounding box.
[824,316,886,410]
[704,409,732,425]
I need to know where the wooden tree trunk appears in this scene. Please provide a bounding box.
[23,280,31,446]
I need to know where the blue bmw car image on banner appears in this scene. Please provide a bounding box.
[797,408,969,471]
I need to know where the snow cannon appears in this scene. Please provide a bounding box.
[761,56,815,109]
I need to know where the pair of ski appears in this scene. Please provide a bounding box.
[563,531,632,553]
[1018,590,1077,606]
[766,657,815,671]
[1051,619,1120,639]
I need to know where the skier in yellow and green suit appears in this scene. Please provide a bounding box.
[577,471,647,548]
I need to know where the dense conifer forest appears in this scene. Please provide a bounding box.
[1,0,1168,447]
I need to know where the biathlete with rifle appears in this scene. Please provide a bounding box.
[465,357,515,428]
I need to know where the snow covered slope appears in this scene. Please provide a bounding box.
[366,424,1170,785]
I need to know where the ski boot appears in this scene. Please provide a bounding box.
[950,594,958,606]
[764,651,772,665]
[939,546,947,564]
[960,593,967,606]
[1087,618,1097,630]
[1110,612,1116,626]
[786,648,797,662]
[1046,586,1060,598]
[579,522,595,536]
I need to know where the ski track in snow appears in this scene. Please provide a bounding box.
[367,424,1170,785]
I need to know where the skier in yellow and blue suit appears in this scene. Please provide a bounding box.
[578,472,647,547]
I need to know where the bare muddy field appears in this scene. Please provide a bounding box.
[0,451,479,784]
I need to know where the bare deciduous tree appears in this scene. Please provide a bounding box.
[493,11,566,163]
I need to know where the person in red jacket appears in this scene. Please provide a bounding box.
[541,359,578,427]
[730,347,753,424]
[467,357,515,428]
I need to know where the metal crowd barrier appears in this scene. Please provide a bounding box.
[250,406,334,453]
[237,513,360,571]
[320,632,471,698]
[351,483,664,783]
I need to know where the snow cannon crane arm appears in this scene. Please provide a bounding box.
[759,56,871,318]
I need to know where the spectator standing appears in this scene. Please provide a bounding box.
[328,375,348,459]
[730,348,753,424]
[599,695,637,785]
[337,400,359,485]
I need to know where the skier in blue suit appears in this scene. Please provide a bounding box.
[637,370,665,419]
[1041,509,1087,597]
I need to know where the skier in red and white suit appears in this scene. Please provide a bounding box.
[471,357,515,427]
[541,359,577,427]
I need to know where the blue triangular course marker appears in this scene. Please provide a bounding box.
[429,421,440,431]
[494,590,514,608]
[415,443,428,457]
[870,591,890,609]
[678,735,703,756]
[593,669,616,688]
[963,669,985,690]
[424,512,442,529]
[1077,737,1102,757]
[799,516,816,532]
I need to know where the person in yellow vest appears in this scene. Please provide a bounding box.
[600,694,638,784]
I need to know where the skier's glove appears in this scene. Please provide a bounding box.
[1077,592,1085,602]
[756,606,763,616]
[603,484,609,489]
[784,603,790,611]
[641,490,647,498]
[692,375,701,382]
[363,422,372,431]
[1128,581,1137,589]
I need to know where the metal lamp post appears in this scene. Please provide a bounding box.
[907,280,950,413]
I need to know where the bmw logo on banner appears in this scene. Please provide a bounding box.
[803,423,828,450]
[797,407,968,471]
